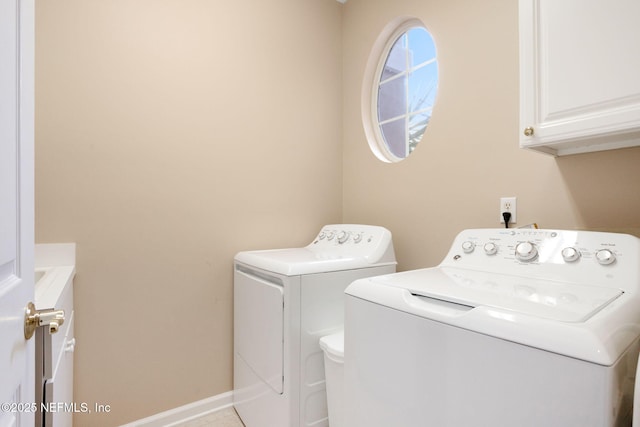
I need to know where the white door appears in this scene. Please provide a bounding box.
[0,0,35,426]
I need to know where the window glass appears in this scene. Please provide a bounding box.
[362,20,439,163]
[408,28,436,67]
[378,78,406,122]
[381,120,406,159]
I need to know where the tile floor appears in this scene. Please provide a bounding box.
[175,407,245,427]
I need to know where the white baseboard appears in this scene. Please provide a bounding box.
[119,391,234,427]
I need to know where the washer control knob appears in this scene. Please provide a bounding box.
[483,242,498,255]
[561,247,581,262]
[353,233,363,243]
[326,231,335,240]
[515,242,538,261]
[318,232,326,240]
[337,231,349,244]
[461,241,475,253]
[595,249,616,265]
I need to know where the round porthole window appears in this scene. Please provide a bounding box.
[362,18,439,163]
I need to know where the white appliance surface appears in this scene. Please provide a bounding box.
[344,228,640,427]
[234,224,396,275]
[233,224,396,427]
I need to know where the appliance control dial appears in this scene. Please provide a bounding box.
[515,242,538,261]
[353,233,363,243]
[461,241,475,253]
[337,231,349,244]
[326,231,335,240]
[484,242,498,255]
[561,247,581,262]
[595,249,616,265]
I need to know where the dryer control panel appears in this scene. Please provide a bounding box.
[309,224,396,265]
[312,224,386,246]
[235,224,396,276]
[442,229,640,291]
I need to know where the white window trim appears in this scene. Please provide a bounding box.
[361,16,432,163]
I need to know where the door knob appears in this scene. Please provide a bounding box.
[24,302,65,339]
[523,127,535,136]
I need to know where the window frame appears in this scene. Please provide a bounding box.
[361,17,438,163]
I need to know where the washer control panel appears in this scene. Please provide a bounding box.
[444,229,640,289]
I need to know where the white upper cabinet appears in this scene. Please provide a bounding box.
[519,0,640,156]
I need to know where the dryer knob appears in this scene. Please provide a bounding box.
[326,231,335,240]
[461,241,475,253]
[515,242,538,261]
[561,247,581,262]
[483,242,498,255]
[353,233,363,243]
[595,249,616,265]
[337,231,349,244]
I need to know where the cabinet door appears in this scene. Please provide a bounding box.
[44,311,74,427]
[519,0,640,155]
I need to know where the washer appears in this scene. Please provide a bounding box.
[344,228,640,427]
[233,224,396,427]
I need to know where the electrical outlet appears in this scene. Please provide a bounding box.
[499,197,517,224]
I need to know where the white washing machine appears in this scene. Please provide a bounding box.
[233,224,396,427]
[344,228,640,427]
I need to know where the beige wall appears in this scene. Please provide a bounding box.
[342,0,640,271]
[35,0,640,425]
[35,1,342,425]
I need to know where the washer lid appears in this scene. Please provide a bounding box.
[377,267,623,323]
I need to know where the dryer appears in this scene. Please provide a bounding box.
[344,228,640,427]
[233,224,396,427]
